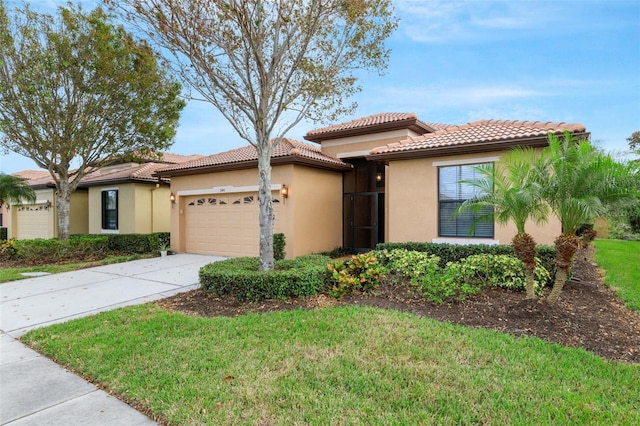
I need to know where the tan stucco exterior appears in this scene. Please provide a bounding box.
[5,188,89,240]
[88,183,171,235]
[386,150,561,246]
[169,164,342,258]
[318,129,421,159]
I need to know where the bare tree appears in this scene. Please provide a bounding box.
[106,0,397,270]
[0,1,185,239]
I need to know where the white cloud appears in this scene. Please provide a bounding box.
[396,0,565,43]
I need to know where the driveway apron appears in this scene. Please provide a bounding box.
[0,254,224,425]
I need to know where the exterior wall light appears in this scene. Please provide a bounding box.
[280,184,288,199]
[170,193,176,204]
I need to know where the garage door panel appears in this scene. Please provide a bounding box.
[184,193,282,257]
[16,205,51,240]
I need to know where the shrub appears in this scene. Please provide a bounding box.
[373,248,440,281]
[0,238,17,260]
[412,264,483,304]
[0,227,7,241]
[200,254,331,302]
[317,246,354,258]
[327,252,386,298]
[376,242,556,286]
[106,232,170,254]
[274,233,286,261]
[448,254,550,294]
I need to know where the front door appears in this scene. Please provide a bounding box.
[343,159,385,252]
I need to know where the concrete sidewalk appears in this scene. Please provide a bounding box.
[0,254,224,425]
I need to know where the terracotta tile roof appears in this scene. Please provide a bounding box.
[156,138,349,174]
[422,122,454,131]
[304,112,437,142]
[79,162,169,186]
[10,152,199,188]
[12,170,55,187]
[158,153,204,164]
[370,119,587,156]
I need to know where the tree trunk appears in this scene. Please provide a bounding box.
[524,267,536,299]
[56,183,72,240]
[257,146,275,271]
[547,267,568,304]
[512,232,537,299]
[547,234,579,304]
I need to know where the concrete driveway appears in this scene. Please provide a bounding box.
[0,254,225,425]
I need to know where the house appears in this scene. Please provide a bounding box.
[4,153,202,240]
[156,113,588,258]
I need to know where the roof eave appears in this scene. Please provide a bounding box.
[367,131,591,161]
[304,118,433,143]
[155,156,351,178]
[78,177,169,188]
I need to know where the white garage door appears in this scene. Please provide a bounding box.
[16,204,52,240]
[184,193,283,257]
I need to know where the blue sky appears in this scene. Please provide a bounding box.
[1,0,639,174]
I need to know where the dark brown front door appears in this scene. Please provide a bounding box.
[343,159,385,252]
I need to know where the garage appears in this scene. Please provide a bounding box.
[183,192,284,257]
[15,203,53,240]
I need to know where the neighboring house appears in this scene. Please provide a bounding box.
[157,113,588,258]
[4,153,202,240]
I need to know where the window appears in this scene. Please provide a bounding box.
[438,163,494,238]
[101,189,118,230]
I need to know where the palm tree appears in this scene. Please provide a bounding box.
[457,147,549,299]
[0,173,36,208]
[538,131,635,304]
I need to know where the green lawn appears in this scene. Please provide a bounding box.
[0,254,148,283]
[594,239,640,311]
[22,304,639,425]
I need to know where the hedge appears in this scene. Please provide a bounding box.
[200,254,332,301]
[0,232,171,264]
[375,241,556,285]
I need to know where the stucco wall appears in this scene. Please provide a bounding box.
[387,151,561,246]
[88,183,171,235]
[289,165,343,256]
[69,190,89,235]
[169,165,342,258]
[319,129,419,159]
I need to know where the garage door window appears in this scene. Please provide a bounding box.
[102,189,118,230]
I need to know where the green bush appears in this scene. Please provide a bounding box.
[274,233,286,261]
[106,232,170,254]
[317,246,354,258]
[0,233,167,264]
[448,254,549,294]
[376,242,556,286]
[7,235,109,264]
[413,265,483,304]
[0,227,7,241]
[200,254,331,302]
[373,248,440,281]
[327,252,386,298]
[0,238,17,260]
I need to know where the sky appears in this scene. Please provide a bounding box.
[1,0,639,174]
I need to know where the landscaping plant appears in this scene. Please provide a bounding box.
[538,131,637,303]
[327,252,386,298]
[456,147,549,299]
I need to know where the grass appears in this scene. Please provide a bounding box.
[594,239,640,311]
[0,254,148,283]
[22,304,640,425]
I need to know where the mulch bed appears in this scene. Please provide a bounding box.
[157,247,640,364]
